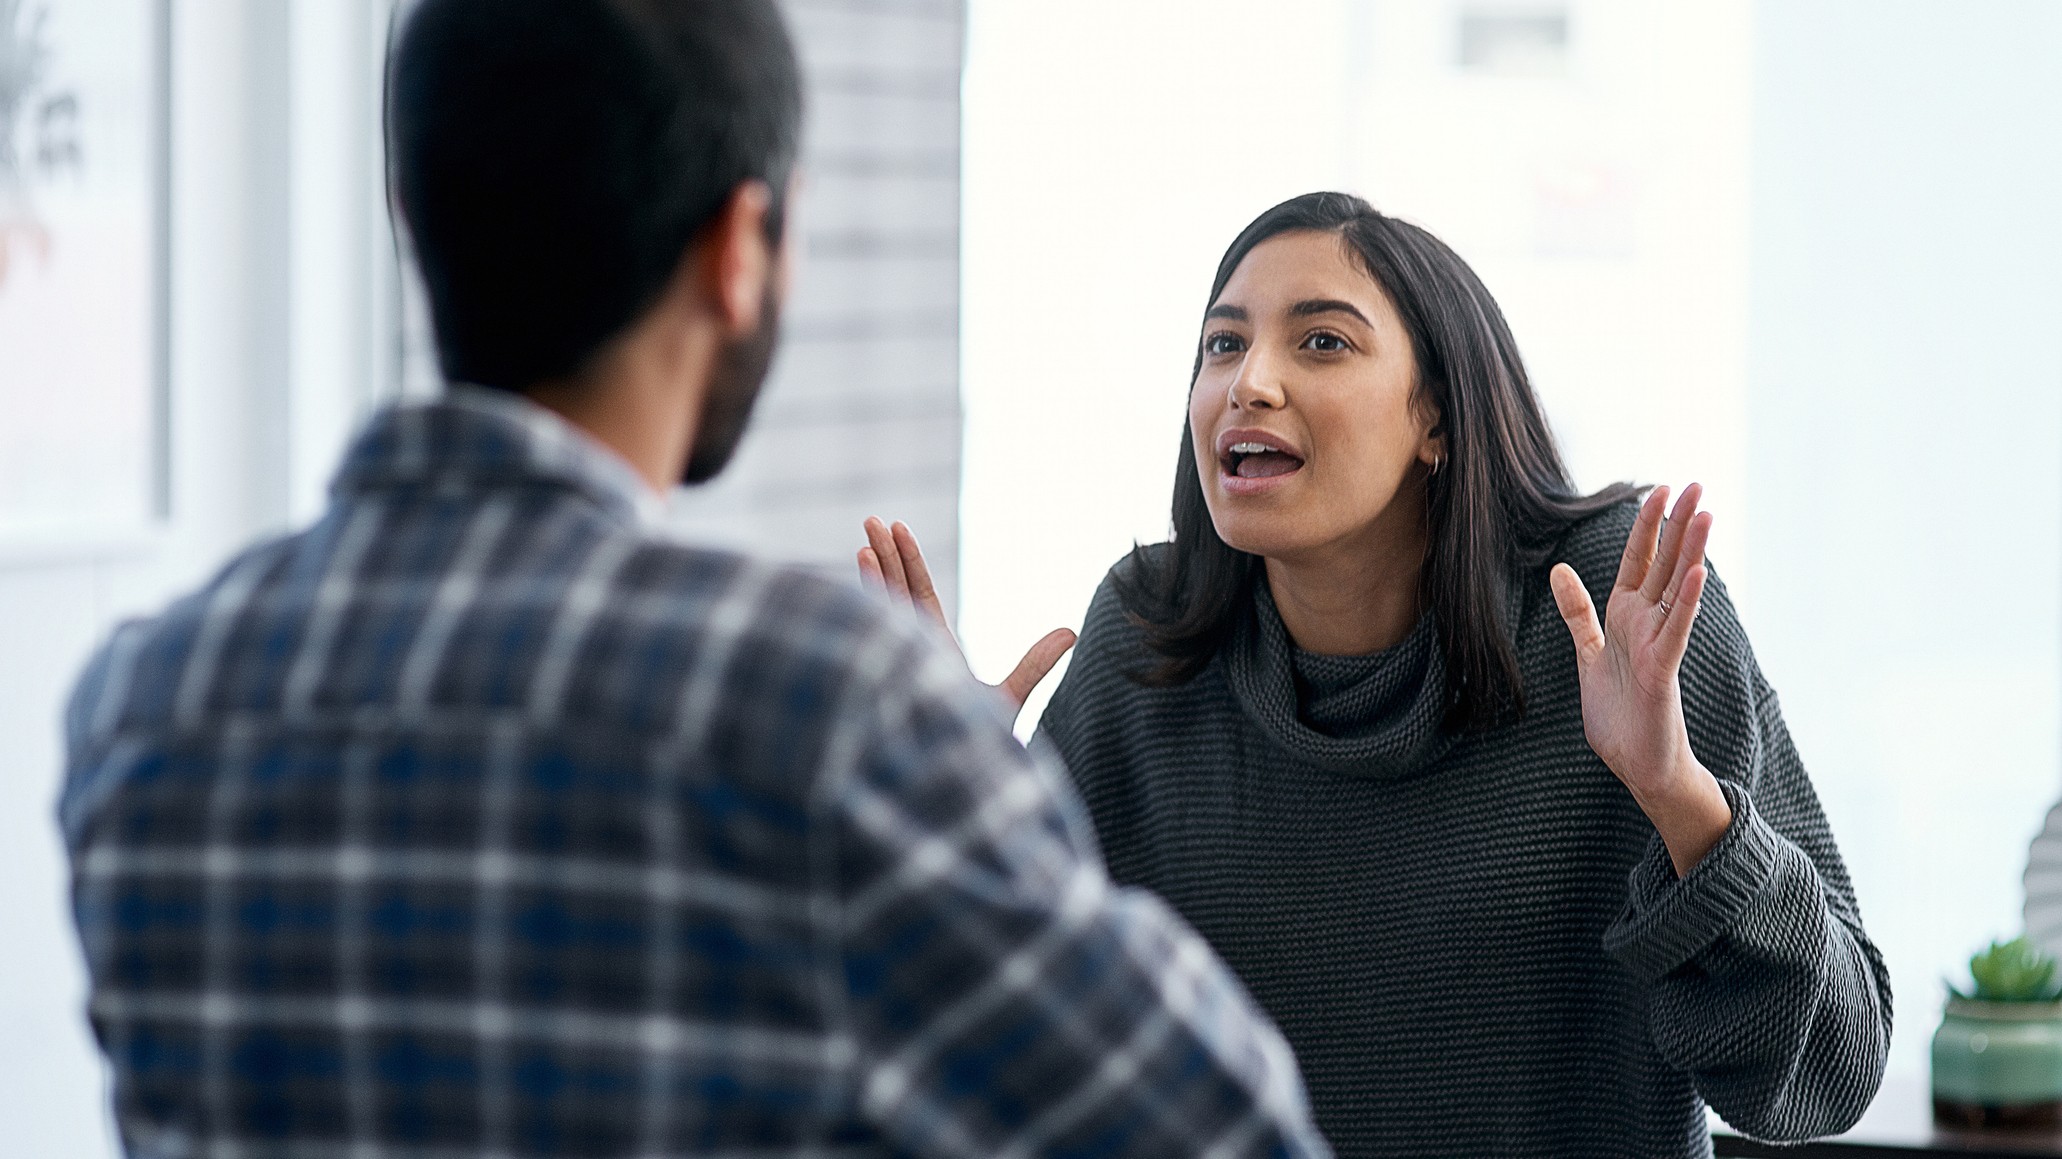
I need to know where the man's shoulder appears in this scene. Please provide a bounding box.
[573,534,960,728]
[63,530,303,762]
[604,536,908,658]
[594,536,1018,789]
[99,531,303,670]
[69,521,927,754]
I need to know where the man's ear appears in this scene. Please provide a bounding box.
[702,180,777,337]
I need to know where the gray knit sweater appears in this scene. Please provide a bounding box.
[1031,502,1891,1159]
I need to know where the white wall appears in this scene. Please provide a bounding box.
[959,0,1355,720]
[1348,0,1756,588]
[0,3,391,1153]
[1744,0,2062,1085]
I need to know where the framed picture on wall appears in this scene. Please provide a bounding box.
[0,0,168,544]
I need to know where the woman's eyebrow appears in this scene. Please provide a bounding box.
[1205,303,1249,322]
[1288,298,1372,324]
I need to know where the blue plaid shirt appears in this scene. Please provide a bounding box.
[61,388,1329,1159]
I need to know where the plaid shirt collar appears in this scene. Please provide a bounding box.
[330,384,668,527]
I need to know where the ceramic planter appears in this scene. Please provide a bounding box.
[1933,997,2062,1129]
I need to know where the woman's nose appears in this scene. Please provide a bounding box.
[1227,354,1286,410]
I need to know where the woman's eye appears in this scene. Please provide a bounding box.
[1205,333,1245,356]
[1304,331,1348,353]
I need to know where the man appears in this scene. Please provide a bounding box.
[59,1,1330,1155]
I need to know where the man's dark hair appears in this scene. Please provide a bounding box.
[390,0,802,389]
[1115,192,1638,731]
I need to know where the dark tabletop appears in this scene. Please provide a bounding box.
[1714,1078,2062,1157]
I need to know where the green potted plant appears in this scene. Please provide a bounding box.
[1934,936,2062,1129]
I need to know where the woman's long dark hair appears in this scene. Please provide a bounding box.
[1114,192,1635,731]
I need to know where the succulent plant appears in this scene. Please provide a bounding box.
[1951,936,2062,1003]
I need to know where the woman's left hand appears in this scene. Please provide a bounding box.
[1550,484,1735,877]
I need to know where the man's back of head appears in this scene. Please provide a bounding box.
[392,0,799,392]
[58,4,1333,1157]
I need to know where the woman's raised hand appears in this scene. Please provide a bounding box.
[1548,485,1734,877]
[857,517,1077,712]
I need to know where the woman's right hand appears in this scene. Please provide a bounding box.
[857,516,1076,711]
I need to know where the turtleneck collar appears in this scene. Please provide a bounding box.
[1223,577,1457,778]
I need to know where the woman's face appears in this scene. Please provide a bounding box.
[1189,230,1442,562]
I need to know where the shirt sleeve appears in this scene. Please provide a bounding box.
[1601,572,1893,1142]
[819,627,1331,1159]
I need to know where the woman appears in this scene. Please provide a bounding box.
[859,192,1890,1158]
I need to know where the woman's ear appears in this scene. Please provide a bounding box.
[1411,390,1448,467]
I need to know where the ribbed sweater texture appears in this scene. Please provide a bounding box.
[1032,502,1892,1159]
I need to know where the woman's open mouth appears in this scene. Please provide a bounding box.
[1216,429,1306,494]
[1225,442,1305,478]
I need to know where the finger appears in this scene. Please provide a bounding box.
[862,516,910,600]
[1659,509,1713,614]
[856,547,885,591]
[1550,563,1606,665]
[891,521,951,631]
[1658,564,1708,662]
[1641,483,1702,603]
[1615,486,1669,596]
[999,628,1077,710]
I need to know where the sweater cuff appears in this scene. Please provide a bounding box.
[1603,780,1783,981]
